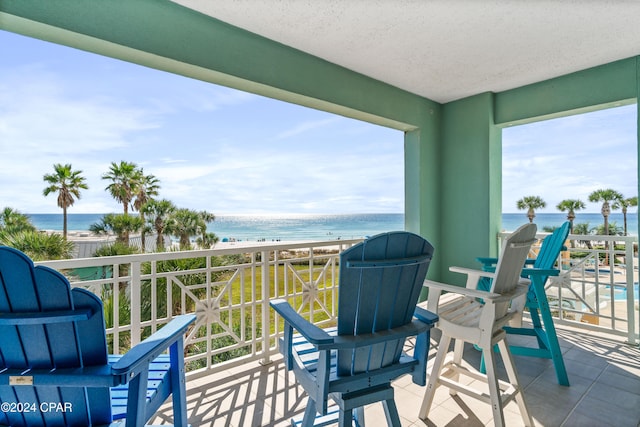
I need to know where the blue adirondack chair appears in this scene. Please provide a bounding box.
[270,231,438,427]
[0,246,196,427]
[476,221,570,386]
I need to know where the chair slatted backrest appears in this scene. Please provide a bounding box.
[336,232,434,376]
[532,221,570,280]
[491,223,537,317]
[0,247,111,426]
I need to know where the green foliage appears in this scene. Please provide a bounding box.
[572,222,593,249]
[166,208,215,249]
[516,195,546,223]
[588,188,623,205]
[556,199,585,214]
[102,161,139,215]
[572,222,592,235]
[516,195,546,210]
[93,241,140,257]
[594,222,623,236]
[102,285,132,352]
[0,207,36,234]
[556,199,585,234]
[139,253,246,319]
[589,188,625,236]
[90,213,144,244]
[142,198,176,250]
[42,163,88,239]
[196,232,219,248]
[0,230,74,261]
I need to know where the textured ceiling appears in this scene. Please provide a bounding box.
[172,0,640,103]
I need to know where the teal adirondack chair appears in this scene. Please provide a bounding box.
[476,221,570,386]
[0,246,196,426]
[271,231,438,427]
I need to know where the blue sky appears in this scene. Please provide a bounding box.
[503,104,637,213]
[1,30,637,215]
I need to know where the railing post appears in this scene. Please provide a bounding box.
[260,250,272,365]
[625,239,637,344]
[113,262,120,355]
[130,261,141,346]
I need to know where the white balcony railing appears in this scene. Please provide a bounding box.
[37,239,361,379]
[36,233,639,381]
[499,231,639,345]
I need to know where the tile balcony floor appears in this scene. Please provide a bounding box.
[151,322,640,427]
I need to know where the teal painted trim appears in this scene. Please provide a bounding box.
[0,0,435,131]
[495,57,638,126]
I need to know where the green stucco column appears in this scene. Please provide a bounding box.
[439,93,502,285]
[405,106,442,280]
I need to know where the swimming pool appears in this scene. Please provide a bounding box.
[606,283,639,301]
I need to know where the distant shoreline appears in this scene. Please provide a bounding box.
[25,212,639,241]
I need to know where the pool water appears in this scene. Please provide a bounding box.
[608,283,640,301]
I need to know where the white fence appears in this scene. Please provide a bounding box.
[36,233,639,380]
[499,231,639,345]
[37,239,360,378]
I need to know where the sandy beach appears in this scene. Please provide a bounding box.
[54,229,352,256]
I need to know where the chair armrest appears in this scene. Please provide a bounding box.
[448,266,496,290]
[425,279,530,303]
[111,314,195,378]
[485,282,530,303]
[0,308,94,326]
[270,299,333,346]
[424,280,501,300]
[330,319,436,350]
[414,305,439,324]
[476,256,498,267]
[449,266,495,280]
[522,267,560,277]
[476,257,536,268]
[0,365,118,387]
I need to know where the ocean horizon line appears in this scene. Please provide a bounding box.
[20,212,639,240]
[20,211,626,215]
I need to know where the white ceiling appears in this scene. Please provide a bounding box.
[171,0,640,103]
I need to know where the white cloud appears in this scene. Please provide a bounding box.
[0,69,165,213]
[0,31,407,216]
[273,117,343,140]
[502,104,637,213]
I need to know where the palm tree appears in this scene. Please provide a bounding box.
[166,208,208,249]
[197,210,216,247]
[43,163,88,240]
[516,196,546,223]
[612,195,637,236]
[0,207,36,234]
[90,213,144,245]
[132,170,160,251]
[588,189,623,235]
[141,199,176,250]
[572,222,593,249]
[102,161,139,215]
[556,199,585,233]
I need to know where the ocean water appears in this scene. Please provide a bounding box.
[25,212,638,242]
[26,213,405,242]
